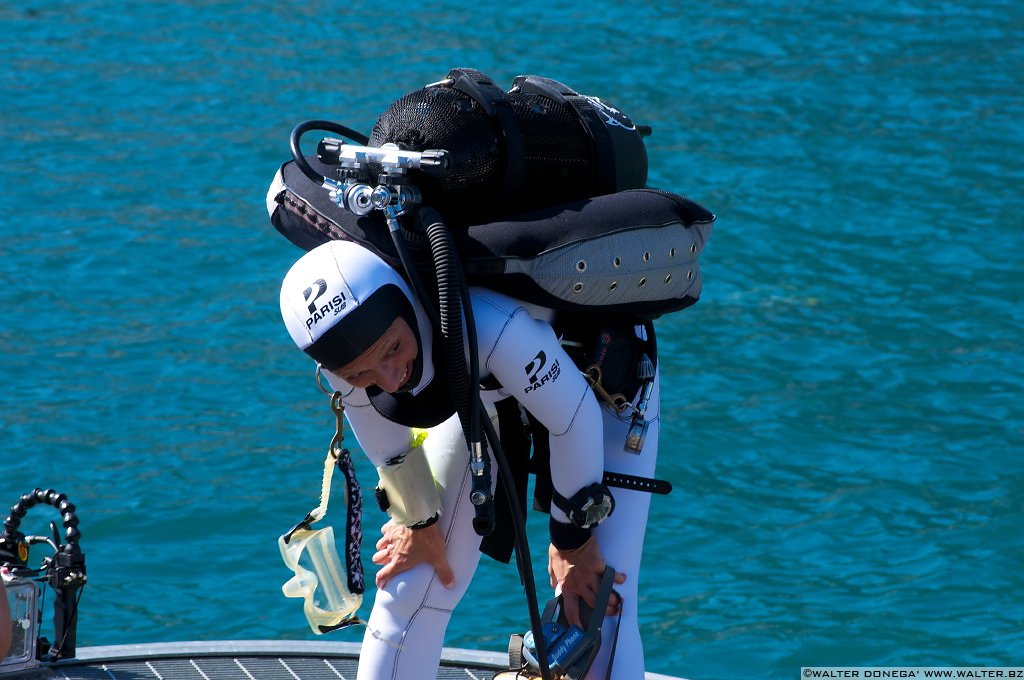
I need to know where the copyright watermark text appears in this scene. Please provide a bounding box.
[802,669,1024,679]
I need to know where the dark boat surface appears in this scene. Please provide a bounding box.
[24,640,687,679]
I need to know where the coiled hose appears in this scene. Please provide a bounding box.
[421,208,495,535]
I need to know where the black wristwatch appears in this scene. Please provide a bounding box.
[551,482,616,529]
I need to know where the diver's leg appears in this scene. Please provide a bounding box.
[356,413,487,680]
[588,371,661,680]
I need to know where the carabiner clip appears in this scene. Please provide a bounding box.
[329,391,345,458]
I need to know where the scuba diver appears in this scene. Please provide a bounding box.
[278,239,662,680]
[269,68,713,680]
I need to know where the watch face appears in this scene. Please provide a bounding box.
[581,494,613,528]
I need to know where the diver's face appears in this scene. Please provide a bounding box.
[337,317,418,393]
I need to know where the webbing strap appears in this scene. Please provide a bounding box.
[511,75,617,193]
[444,68,525,201]
[337,448,365,594]
[565,566,618,680]
[282,392,365,595]
[587,566,617,634]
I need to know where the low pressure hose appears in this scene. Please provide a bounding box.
[421,208,495,537]
[421,209,550,679]
[289,120,371,185]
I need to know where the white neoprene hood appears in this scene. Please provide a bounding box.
[280,241,408,350]
[279,240,435,391]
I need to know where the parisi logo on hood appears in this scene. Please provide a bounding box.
[303,278,347,329]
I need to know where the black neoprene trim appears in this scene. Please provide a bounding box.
[549,517,592,550]
[304,285,413,371]
[410,513,440,530]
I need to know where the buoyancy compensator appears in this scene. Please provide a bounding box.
[268,68,715,320]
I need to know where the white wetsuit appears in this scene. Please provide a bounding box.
[322,287,661,680]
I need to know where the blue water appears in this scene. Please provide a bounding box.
[2,2,1022,678]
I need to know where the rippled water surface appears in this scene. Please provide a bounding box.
[2,2,1021,678]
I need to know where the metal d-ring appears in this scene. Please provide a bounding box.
[315,363,333,396]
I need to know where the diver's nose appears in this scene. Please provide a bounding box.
[377,359,406,393]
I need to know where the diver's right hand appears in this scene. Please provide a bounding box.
[372,519,455,590]
[548,536,625,628]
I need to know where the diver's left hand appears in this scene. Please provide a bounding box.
[373,519,455,590]
[548,536,626,628]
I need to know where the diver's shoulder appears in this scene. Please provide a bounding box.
[469,287,556,324]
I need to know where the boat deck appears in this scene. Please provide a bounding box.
[26,641,686,680]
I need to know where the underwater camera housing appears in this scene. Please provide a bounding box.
[2,572,41,675]
[506,567,619,680]
[1,489,86,676]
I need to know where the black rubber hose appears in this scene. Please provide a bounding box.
[422,211,495,537]
[388,221,442,333]
[420,209,549,679]
[289,120,370,184]
[478,410,552,680]
[421,209,471,431]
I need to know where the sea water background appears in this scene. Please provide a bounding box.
[1,1,1021,678]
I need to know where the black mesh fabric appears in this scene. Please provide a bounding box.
[511,92,597,205]
[369,87,504,224]
[366,74,646,226]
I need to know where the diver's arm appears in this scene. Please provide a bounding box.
[475,296,605,526]
[547,537,626,628]
[334,389,454,588]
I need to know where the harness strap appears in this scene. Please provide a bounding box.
[444,68,525,202]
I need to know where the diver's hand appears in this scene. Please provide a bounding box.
[373,519,455,590]
[548,536,626,628]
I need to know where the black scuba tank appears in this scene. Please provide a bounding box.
[366,68,650,226]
